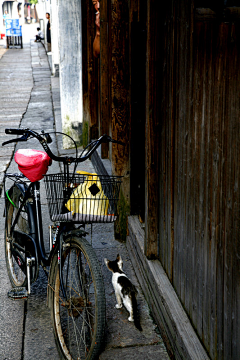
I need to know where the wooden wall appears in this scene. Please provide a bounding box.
[159,1,240,358]
[81,0,98,141]
[83,0,240,357]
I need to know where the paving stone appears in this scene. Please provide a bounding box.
[0,204,24,360]
[99,345,170,360]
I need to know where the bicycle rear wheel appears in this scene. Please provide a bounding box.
[5,184,36,287]
[49,236,106,360]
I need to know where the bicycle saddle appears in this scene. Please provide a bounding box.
[14,149,52,182]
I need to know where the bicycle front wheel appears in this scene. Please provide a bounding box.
[49,236,106,360]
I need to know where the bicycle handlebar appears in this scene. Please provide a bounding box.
[5,129,26,135]
[2,128,124,164]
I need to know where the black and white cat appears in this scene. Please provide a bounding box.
[104,254,142,331]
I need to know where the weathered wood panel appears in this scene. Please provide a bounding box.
[129,0,146,222]
[100,0,110,157]
[159,0,176,278]
[145,0,160,258]
[159,1,240,358]
[111,0,130,178]
[109,0,131,241]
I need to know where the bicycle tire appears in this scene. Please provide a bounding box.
[49,236,106,360]
[5,184,37,287]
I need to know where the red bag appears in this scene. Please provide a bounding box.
[14,149,52,182]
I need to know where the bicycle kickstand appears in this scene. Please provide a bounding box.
[7,256,36,300]
[26,257,35,295]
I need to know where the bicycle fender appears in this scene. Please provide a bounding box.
[47,241,59,308]
[14,181,28,194]
[4,182,28,216]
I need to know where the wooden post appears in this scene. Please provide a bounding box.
[111,0,130,176]
[100,0,110,158]
[145,0,160,258]
[82,0,98,142]
[111,0,130,241]
[129,0,147,221]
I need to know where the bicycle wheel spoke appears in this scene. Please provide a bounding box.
[70,312,86,356]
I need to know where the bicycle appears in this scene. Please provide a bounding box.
[2,128,123,360]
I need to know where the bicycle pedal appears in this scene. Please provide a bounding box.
[7,287,28,300]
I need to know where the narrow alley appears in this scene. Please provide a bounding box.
[0,25,169,360]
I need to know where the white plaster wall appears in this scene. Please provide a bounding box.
[11,1,18,19]
[35,2,45,31]
[58,0,83,149]
[36,0,50,51]
[50,0,59,75]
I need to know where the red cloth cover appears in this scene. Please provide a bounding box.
[14,149,52,182]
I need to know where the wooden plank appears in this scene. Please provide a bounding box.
[201,19,211,355]
[129,0,146,220]
[169,1,176,282]
[173,1,181,302]
[231,27,240,358]
[194,20,202,338]
[159,2,171,274]
[206,20,217,359]
[190,18,200,334]
[215,23,225,360]
[184,0,194,320]
[100,0,109,157]
[145,0,160,258]
[223,21,235,359]
[111,0,130,176]
[127,227,175,359]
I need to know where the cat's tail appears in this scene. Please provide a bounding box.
[132,292,142,331]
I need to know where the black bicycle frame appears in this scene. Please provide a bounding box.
[5,175,76,300]
[7,179,51,265]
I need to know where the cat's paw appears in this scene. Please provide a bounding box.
[128,316,134,322]
[115,304,122,309]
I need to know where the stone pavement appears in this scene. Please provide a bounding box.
[0,26,170,360]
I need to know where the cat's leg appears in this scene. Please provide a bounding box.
[115,291,122,309]
[123,296,134,322]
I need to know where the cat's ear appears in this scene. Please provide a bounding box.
[104,258,109,268]
[117,254,123,270]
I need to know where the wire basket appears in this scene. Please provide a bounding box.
[44,173,122,223]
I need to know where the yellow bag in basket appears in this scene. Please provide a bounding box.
[65,171,109,216]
